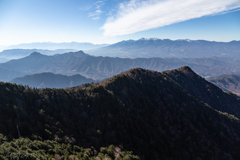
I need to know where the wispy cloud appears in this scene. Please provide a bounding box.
[79,6,92,11]
[89,0,106,20]
[101,0,240,36]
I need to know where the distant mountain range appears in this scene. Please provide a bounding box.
[0,49,75,63]
[88,38,240,58]
[1,66,240,159]
[1,38,239,62]
[1,50,240,82]
[6,42,109,50]
[10,72,95,88]
[207,74,240,94]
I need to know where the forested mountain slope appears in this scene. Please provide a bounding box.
[0,66,240,159]
[163,66,240,118]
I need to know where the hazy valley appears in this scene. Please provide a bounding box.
[207,74,240,95]
[0,49,75,63]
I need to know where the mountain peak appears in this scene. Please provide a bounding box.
[120,68,149,77]
[176,66,197,78]
[162,66,197,79]
[75,50,85,54]
[61,50,88,57]
[176,66,193,72]
[29,52,44,57]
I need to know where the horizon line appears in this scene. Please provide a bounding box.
[1,38,240,47]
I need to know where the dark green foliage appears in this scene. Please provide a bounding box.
[0,136,139,160]
[0,67,240,159]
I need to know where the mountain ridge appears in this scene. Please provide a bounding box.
[0,66,240,159]
[10,72,95,88]
[1,50,240,82]
[88,38,240,58]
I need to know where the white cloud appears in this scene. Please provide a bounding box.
[101,0,240,36]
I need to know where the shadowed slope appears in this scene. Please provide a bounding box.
[163,66,240,119]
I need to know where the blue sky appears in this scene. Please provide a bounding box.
[0,0,239,45]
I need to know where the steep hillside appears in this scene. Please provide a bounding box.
[88,38,240,58]
[0,67,240,159]
[163,66,240,118]
[207,74,240,94]
[10,72,95,88]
